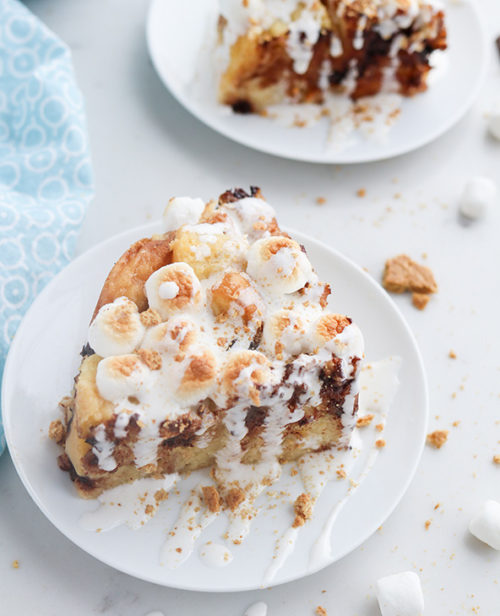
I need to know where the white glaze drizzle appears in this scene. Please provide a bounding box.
[199,541,234,568]
[160,485,219,569]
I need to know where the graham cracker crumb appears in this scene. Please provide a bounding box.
[434,503,440,510]
[383,254,438,297]
[290,467,298,477]
[316,607,328,616]
[48,419,66,445]
[493,455,500,465]
[375,439,386,448]
[449,350,457,359]
[293,493,313,528]
[202,485,221,513]
[145,504,154,515]
[425,519,432,530]
[136,348,162,370]
[375,423,384,432]
[452,421,460,427]
[316,197,326,205]
[154,489,169,503]
[226,487,245,512]
[356,188,366,198]
[356,414,374,428]
[140,308,162,327]
[412,292,431,311]
[12,560,19,569]
[427,430,449,449]
[336,468,347,479]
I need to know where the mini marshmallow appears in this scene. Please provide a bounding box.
[145,262,202,320]
[89,297,145,358]
[246,236,313,295]
[487,110,500,141]
[141,317,199,356]
[96,355,156,402]
[376,571,424,616]
[226,197,277,240]
[263,308,312,358]
[459,176,497,220]
[469,500,500,549]
[162,196,205,232]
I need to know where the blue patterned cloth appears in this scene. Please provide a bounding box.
[0,0,94,454]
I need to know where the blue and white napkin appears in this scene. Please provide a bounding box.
[0,0,95,454]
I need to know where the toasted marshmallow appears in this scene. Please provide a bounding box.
[263,308,311,358]
[96,355,156,402]
[172,221,248,279]
[469,500,500,549]
[307,313,352,352]
[177,347,217,403]
[459,176,497,220]
[246,236,313,295]
[210,271,264,325]
[220,350,272,406]
[376,571,424,616]
[162,196,205,232]
[89,297,145,358]
[487,110,500,141]
[224,197,278,241]
[141,316,199,357]
[145,262,202,320]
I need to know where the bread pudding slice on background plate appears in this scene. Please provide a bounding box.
[147,0,487,163]
[3,188,427,590]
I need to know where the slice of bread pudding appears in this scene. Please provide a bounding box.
[217,0,447,113]
[53,187,364,499]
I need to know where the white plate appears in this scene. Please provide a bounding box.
[3,223,428,591]
[146,0,487,164]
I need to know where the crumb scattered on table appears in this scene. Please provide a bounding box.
[383,254,437,311]
[449,350,457,359]
[316,196,326,205]
[493,455,500,465]
[315,606,328,616]
[427,430,449,449]
[356,188,366,198]
[293,493,313,528]
[12,560,19,569]
[375,439,386,449]
[412,292,430,310]
[425,520,432,530]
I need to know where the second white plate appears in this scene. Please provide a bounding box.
[3,223,427,591]
[146,0,487,164]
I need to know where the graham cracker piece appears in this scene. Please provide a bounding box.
[383,254,437,295]
[201,485,221,513]
[427,429,449,449]
[292,493,313,528]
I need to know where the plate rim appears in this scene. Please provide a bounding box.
[146,0,489,165]
[2,221,429,591]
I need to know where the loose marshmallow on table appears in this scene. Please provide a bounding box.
[469,500,500,549]
[459,177,497,220]
[162,196,205,232]
[376,571,424,616]
[487,111,500,141]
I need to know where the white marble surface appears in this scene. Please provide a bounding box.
[1,0,500,614]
